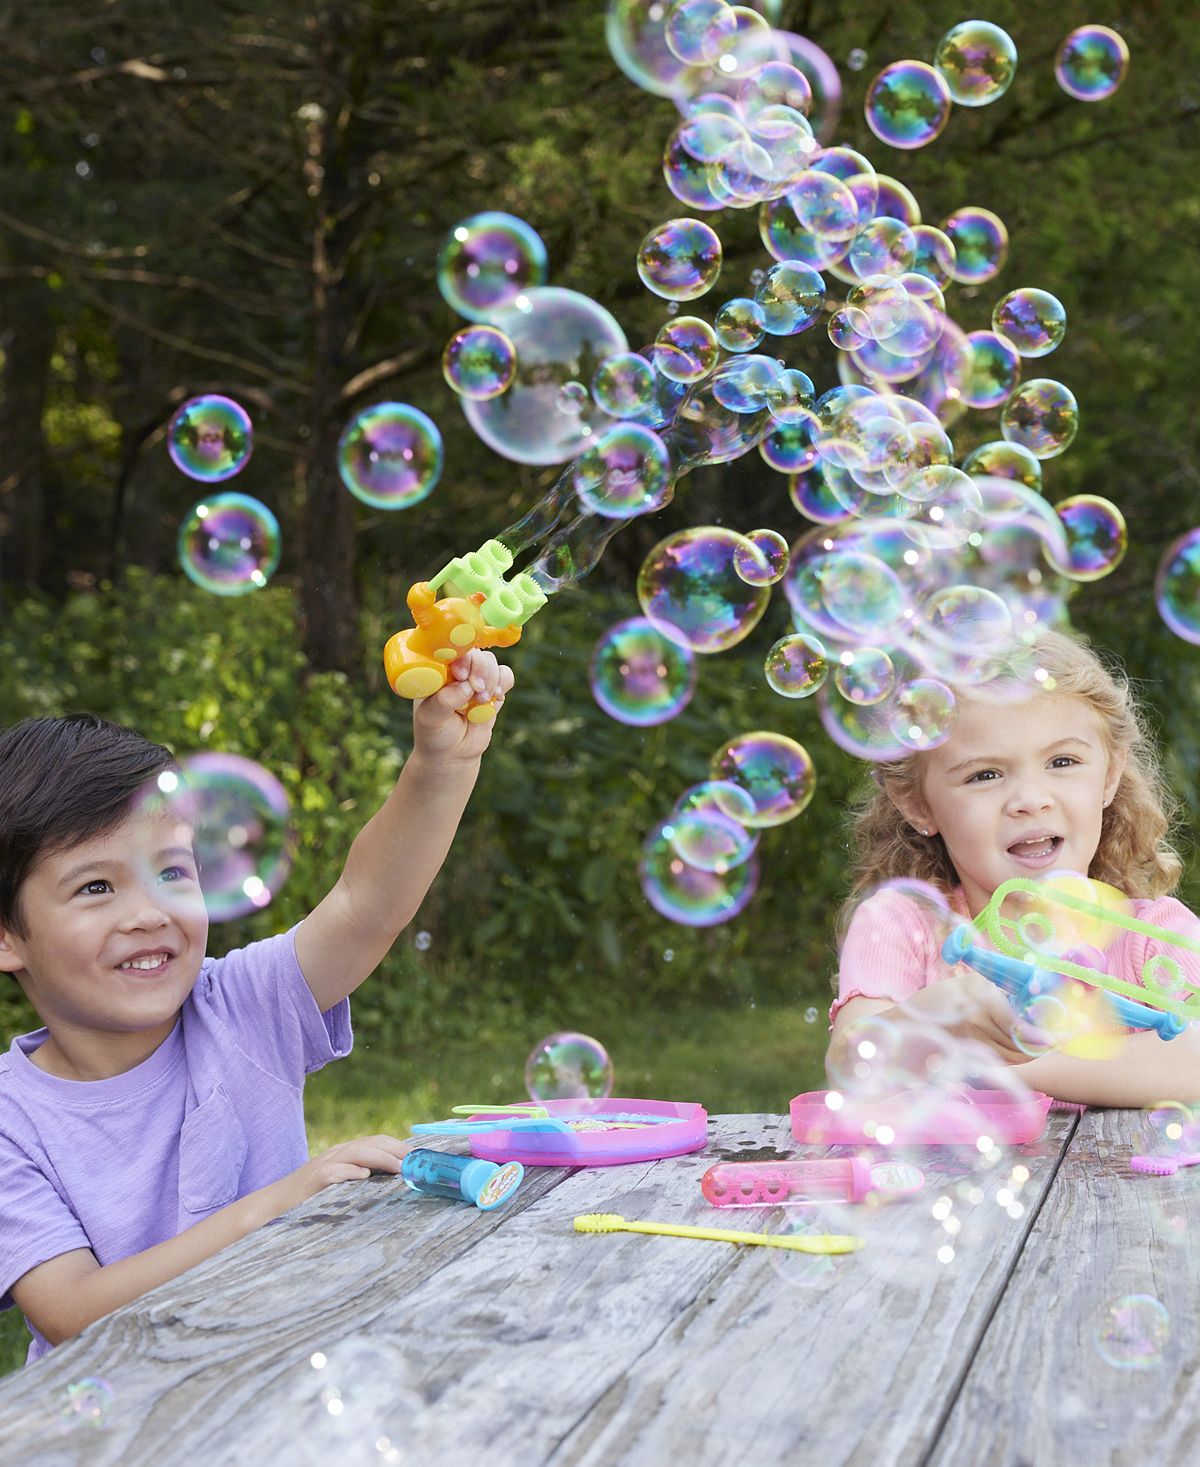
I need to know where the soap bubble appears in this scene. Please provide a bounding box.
[763,367,816,423]
[441,325,516,400]
[589,616,696,725]
[640,820,759,926]
[436,211,548,321]
[525,1032,614,1101]
[1091,1295,1170,1370]
[557,381,589,415]
[663,126,727,210]
[709,731,816,826]
[960,439,1042,490]
[941,207,1008,284]
[1056,25,1130,103]
[168,753,294,922]
[963,330,1022,409]
[637,217,723,301]
[789,170,860,243]
[664,0,738,65]
[934,21,1017,107]
[1000,379,1079,458]
[735,528,789,584]
[848,217,917,279]
[638,527,771,652]
[790,547,907,642]
[991,288,1067,358]
[887,678,957,750]
[60,1378,115,1431]
[653,315,720,382]
[764,633,828,698]
[573,423,674,519]
[874,174,922,226]
[463,288,627,465]
[818,681,908,761]
[834,646,895,705]
[829,307,870,351]
[864,61,952,150]
[592,352,658,417]
[847,47,867,72]
[790,466,856,524]
[1046,495,1127,582]
[177,491,281,595]
[713,354,782,411]
[761,412,819,472]
[755,260,825,334]
[668,781,758,873]
[714,297,768,351]
[908,226,957,287]
[337,402,443,509]
[167,395,253,482]
[1155,529,1200,645]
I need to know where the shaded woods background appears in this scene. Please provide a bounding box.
[0,0,1198,1051]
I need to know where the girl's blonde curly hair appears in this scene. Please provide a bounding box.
[839,628,1183,937]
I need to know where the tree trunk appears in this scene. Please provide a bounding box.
[0,287,55,594]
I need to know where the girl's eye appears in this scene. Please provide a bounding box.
[1050,755,1079,769]
[966,769,999,783]
[159,865,195,884]
[79,880,112,897]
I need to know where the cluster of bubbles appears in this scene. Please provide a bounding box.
[525,1031,615,1100]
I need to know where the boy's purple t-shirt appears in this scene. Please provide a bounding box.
[0,925,351,1364]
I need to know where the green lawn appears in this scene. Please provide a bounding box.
[0,1003,829,1377]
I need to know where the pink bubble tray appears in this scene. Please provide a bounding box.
[789,1087,1053,1147]
[468,1097,708,1167]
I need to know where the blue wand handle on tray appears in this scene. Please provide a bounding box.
[943,925,1186,1041]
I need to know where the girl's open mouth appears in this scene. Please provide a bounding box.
[1006,835,1063,865]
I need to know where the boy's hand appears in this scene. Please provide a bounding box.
[280,1134,416,1208]
[412,647,514,761]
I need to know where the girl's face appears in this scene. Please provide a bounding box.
[897,691,1126,918]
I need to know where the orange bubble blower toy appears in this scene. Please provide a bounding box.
[383,539,547,723]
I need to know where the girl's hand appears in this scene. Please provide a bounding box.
[899,972,1058,1065]
[411,648,515,761]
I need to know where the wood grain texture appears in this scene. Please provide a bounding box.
[0,1112,1088,1467]
[929,1106,1200,1467]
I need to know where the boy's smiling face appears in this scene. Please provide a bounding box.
[0,804,209,1078]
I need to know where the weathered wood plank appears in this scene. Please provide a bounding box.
[929,1107,1200,1467]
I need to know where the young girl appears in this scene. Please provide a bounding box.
[826,628,1200,1107]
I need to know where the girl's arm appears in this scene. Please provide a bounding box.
[294,649,512,1014]
[1016,1026,1200,1107]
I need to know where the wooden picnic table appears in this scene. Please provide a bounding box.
[0,1106,1194,1465]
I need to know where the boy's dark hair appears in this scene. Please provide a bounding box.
[0,714,177,939]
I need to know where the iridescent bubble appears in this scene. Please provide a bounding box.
[638,527,771,653]
[873,174,922,225]
[436,211,548,321]
[960,439,1042,490]
[1046,495,1128,582]
[908,226,956,287]
[525,1032,614,1101]
[61,1378,116,1431]
[663,127,727,211]
[760,411,820,472]
[1091,1296,1170,1370]
[668,782,758,873]
[463,288,627,465]
[847,48,867,72]
[919,585,1015,676]
[755,260,825,334]
[557,381,590,415]
[963,329,1022,409]
[637,217,723,301]
[739,59,813,117]
[678,110,747,163]
[992,289,1067,358]
[441,325,516,400]
[167,395,253,482]
[792,548,907,640]
[847,275,911,341]
[172,753,294,921]
[764,633,828,697]
[829,307,870,351]
[664,0,738,65]
[709,731,816,826]
[759,196,847,268]
[640,819,759,927]
[834,646,895,705]
[592,352,657,417]
[1155,529,1200,645]
[864,61,952,150]
[1056,25,1130,103]
[887,679,957,750]
[848,217,917,278]
[177,492,281,595]
[711,354,780,412]
[942,206,1009,284]
[934,21,1017,107]
[763,368,816,423]
[817,681,906,761]
[1000,379,1079,459]
[714,297,767,351]
[589,616,696,725]
[573,423,673,520]
[338,402,444,508]
[790,466,855,524]
[735,528,789,584]
[653,315,720,383]
[789,170,861,242]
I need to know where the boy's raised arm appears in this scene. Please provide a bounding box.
[294,650,512,1014]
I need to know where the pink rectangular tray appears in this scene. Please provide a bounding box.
[468,1097,707,1167]
[790,1087,1053,1147]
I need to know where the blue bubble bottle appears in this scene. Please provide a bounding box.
[400,1148,524,1211]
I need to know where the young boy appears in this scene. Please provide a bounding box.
[0,648,512,1364]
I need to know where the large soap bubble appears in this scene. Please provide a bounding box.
[640,819,759,926]
[337,403,444,509]
[436,211,549,321]
[709,731,816,826]
[864,61,952,150]
[177,492,280,595]
[637,527,771,652]
[1056,25,1130,102]
[525,1032,614,1100]
[1155,529,1200,645]
[462,288,627,465]
[590,616,697,725]
[637,217,724,300]
[933,21,1017,107]
[168,395,253,483]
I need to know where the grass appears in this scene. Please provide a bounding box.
[0,1003,830,1378]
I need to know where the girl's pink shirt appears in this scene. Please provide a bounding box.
[831,885,1200,1026]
